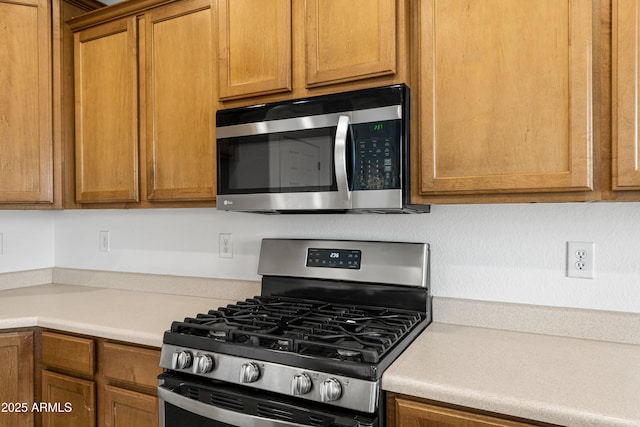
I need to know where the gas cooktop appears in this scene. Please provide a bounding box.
[169,295,426,363]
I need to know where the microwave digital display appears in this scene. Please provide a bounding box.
[306,248,361,269]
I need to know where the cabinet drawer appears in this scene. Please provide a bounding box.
[101,342,161,388]
[42,331,95,376]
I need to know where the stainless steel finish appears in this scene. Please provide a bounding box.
[217,189,407,212]
[334,115,352,202]
[158,386,311,427]
[192,354,214,374]
[160,344,380,413]
[218,190,353,212]
[258,239,429,288]
[216,105,402,139]
[171,350,192,370]
[351,188,403,210]
[319,378,342,403]
[239,362,261,383]
[290,373,313,396]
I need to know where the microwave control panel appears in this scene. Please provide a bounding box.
[351,120,401,190]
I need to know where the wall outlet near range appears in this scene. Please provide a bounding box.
[219,233,233,258]
[99,230,111,252]
[567,241,594,279]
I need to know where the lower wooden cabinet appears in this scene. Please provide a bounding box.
[387,394,541,427]
[41,330,161,427]
[0,331,34,427]
[41,370,95,427]
[103,386,157,427]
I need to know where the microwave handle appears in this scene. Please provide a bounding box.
[334,115,352,201]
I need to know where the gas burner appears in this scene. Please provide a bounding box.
[207,323,238,339]
[272,339,292,351]
[336,340,365,359]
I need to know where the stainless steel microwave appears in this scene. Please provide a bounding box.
[215,84,429,213]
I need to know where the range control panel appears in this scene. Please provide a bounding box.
[306,248,362,270]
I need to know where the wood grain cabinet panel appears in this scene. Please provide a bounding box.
[103,385,157,427]
[42,331,95,377]
[0,0,53,203]
[217,0,291,100]
[390,396,537,427]
[101,342,162,388]
[41,370,96,427]
[144,0,216,201]
[0,332,34,427]
[304,0,396,87]
[74,17,139,203]
[613,0,640,189]
[418,0,592,196]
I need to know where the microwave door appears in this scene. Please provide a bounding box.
[217,119,352,212]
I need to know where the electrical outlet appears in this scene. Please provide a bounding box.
[567,241,594,279]
[99,230,110,252]
[219,233,233,258]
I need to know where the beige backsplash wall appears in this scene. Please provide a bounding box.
[1,203,639,313]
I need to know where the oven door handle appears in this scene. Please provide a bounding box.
[158,386,311,427]
[334,115,352,202]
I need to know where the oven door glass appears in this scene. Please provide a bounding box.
[158,373,378,427]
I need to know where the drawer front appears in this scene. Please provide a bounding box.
[102,342,161,388]
[42,331,95,376]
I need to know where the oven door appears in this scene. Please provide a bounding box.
[216,114,353,212]
[158,373,378,427]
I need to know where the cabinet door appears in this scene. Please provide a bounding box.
[0,0,52,203]
[103,385,157,427]
[304,0,396,87]
[74,17,139,203]
[613,0,640,189]
[144,0,216,201]
[0,332,34,427]
[394,397,536,427]
[41,370,95,427]
[419,0,592,196]
[218,0,291,100]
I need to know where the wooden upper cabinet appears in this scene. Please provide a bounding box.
[418,0,593,196]
[217,0,291,100]
[304,0,396,87]
[613,0,640,190]
[0,0,52,203]
[144,0,216,201]
[74,17,139,203]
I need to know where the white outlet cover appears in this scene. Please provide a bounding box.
[567,241,594,279]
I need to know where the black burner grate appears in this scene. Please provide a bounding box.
[170,296,424,363]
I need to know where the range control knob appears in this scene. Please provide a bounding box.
[192,354,214,374]
[239,362,261,383]
[319,378,342,402]
[171,350,193,370]
[291,373,313,395]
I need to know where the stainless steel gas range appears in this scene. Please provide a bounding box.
[158,239,431,427]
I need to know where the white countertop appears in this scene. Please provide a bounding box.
[1,282,639,426]
[0,283,237,347]
[383,322,640,427]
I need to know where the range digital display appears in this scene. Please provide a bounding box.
[306,248,361,269]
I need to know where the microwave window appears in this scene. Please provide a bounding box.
[219,128,337,194]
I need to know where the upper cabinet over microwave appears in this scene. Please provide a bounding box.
[215,85,428,214]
